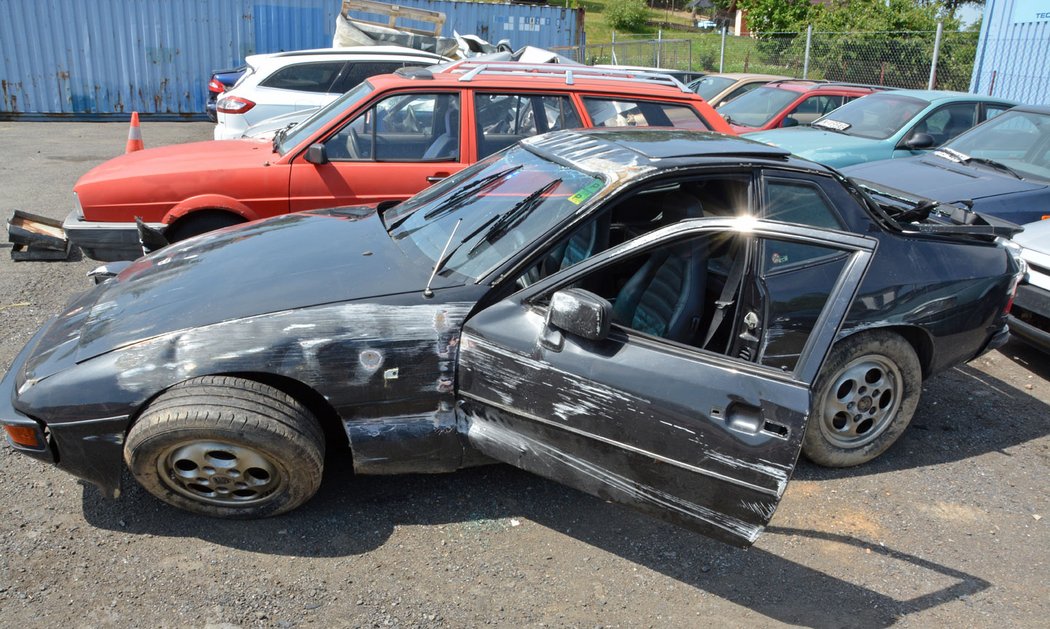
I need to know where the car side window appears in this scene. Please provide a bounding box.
[757,240,850,370]
[531,230,848,372]
[983,104,1010,122]
[582,98,711,130]
[763,178,843,229]
[325,93,460,162]
[475,93,582,159]
[914,103,977,145]
[787,95,844,125]
[260,62,346,93]
[331,62,423,93]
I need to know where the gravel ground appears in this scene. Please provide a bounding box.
[0,121,1047,628]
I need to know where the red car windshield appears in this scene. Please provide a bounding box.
[275,81,375,155]
[717,86,800,128]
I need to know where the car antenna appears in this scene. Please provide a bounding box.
[423,218,462,299]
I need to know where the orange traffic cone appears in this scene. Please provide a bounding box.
[125,112,144,153]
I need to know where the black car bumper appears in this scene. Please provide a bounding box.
[1008,283,1050,352]
[1,323,127,498]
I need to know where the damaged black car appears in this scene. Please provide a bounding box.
[1,129,1023,547]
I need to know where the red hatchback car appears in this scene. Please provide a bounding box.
[716,79,883,134]
[65,62,732,261]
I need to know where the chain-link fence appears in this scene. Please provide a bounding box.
[557,28,980,91]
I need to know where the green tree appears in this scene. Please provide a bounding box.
[605,0,651,31]
[737,0,815,33]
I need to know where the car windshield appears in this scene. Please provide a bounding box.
[386,147,606,282]
[274,81,374,154]
[690,76,736,101]
[938,109,1050,182]
[717,86,800,128]
[811,93,928,140]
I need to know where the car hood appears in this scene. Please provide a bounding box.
[75,139,275,187]
[747,128,883,165]
[845,154,1048,201]
[23,208,440,380]
[1014,218,1050,252]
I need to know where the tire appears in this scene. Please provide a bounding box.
[803,330,922,467]
[166,212,245,242]
[124,376,325,518]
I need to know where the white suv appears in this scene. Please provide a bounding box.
[214,46,446,139]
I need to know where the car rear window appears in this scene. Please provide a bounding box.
[583,98,710,129]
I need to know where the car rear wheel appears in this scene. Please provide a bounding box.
[803,331,921,467]
[124,376,324,518]
[166,212,245,242]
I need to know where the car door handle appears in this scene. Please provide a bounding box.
[426,175,447,183]
[724,402,789,438]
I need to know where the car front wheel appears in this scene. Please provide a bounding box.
[803,331,922,467]
[124,376,325,518]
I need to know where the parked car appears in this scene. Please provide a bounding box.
[6,129,1020,547]
[214,46,447,139]
[205,65,246,122]
[748,90,1016,168]
[844,105,1050,226]
[716,80,883,133]
[687,73,790,108]
[240,107,320,139]
[64,62,732,261]
[1008,219,1050,352]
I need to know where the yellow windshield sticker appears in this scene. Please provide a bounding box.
[568,179,603,205]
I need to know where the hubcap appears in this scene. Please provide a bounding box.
[158,440,282,506]
[819,354,903,449]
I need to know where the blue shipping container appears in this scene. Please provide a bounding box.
[0,0,584,117]
[970,0,1050,105]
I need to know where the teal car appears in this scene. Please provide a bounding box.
[748,90,1016,168]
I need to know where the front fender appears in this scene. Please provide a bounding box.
[163,194,259,224]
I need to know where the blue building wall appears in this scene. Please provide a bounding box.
[970,0,1050,104]
[0,0,584,117]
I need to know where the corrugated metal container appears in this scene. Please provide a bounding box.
[0,0,584,117]
[970,0,1050,105]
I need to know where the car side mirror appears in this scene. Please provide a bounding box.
[903,132,935,150]
[546,288,612,341]
[305,143,328,165]
[781,116,800,128]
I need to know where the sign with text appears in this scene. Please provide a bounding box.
[1013,0,1050,22]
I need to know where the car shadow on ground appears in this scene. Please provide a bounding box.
[997,337,1050,381]
[81,455,989,627]
[794,355,1050,481]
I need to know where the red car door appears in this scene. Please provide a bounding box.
[288,90,469,212]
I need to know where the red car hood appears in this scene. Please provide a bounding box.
[77,139,275,184]
[74,139,283,222]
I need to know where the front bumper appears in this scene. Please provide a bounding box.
[62,209,164,262]
[1008,283,1050,352]
[1,323,127,498]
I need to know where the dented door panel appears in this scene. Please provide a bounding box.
[457,219,876,547]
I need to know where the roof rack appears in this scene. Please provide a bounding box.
[437,61,694,93]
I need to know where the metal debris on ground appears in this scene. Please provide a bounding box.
[6,210,71,261]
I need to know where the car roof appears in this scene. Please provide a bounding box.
[863,88,1016,104]
[708,72,792,82]
[245,46,445,67]
[523,128,809,175]
[762,79,882,94]
[1010,104,1050,115]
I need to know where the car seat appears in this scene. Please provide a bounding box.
[611,191,707,343]
[423,104,459,160]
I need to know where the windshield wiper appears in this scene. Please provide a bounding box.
[467,178,562,256]
[421,165,523,221]
[272,126,287,153]
[962,156,1024,180]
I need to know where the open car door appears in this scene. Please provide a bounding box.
[456,218,876,547]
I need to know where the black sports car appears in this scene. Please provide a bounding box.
[1,129,1023,547]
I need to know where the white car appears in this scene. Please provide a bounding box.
[214,46,446,140]
[1009,219,1050,352]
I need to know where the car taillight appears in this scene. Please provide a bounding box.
[208,79,226,94]
[217,96,255,114]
